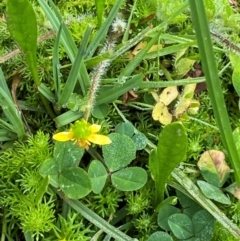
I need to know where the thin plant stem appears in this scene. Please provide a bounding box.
[188,0,240,184]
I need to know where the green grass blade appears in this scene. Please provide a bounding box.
[0,129,16,141]
[54,111,83,128]
[95,74,143,105]
[57,28,92,106]
[95,0,106,28]
[52,23,62,100]
[38,83,55,102]
[119,32,160,78]
[37,0,77,61]
[56,190,135,241]
[188,0,240,184]
[0,68,12,98]
[86,0,124,58]
[0,87,25,139]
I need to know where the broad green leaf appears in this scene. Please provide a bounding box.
[132,132,148,150]
[149,122,187,204]
[147,231,173,241]
[111,167,147,191]
[92,104,110,119]
[53,141,84,171]
[168,213,193,239]
[88,160,108,194]
[157,204,181,231]
[59,167,92,199]
[115,121,135,137]
[6,0,39,85]
[197,180,231,205]
[102,133,136,172]
[192,210,215,240]
[39,158,59,188]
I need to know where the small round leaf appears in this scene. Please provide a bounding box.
[102,133,136,172]
[111,167,147,191]
[59,167,92,199]
[157,205,181,231]
[147,231,173,241]
[115,121,135,137]
[168,213,193,239]
[92,104,110,119]
[192,210,215,240]
[39,158,59,188]
[132,132,147,150]
[88,160,108,194]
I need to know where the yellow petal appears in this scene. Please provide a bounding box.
[53,131,74,141]
[89,124,101,133]
[88,134,112,145]
[152,102,172,125]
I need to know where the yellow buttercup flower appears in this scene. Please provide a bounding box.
[53,119,111,149]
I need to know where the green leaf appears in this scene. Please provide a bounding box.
[230,53,240,96]
[119,32,160,78]
[86,0,124,57]
[197,150,230,187]
[92,104,110,119]
[53,141,84,171]
[175,58,195,78]
[59,167,92,199]
[115,121,135,137]
[111,167,147,191]
[197,180,231,205]
[147,231,173,241]
[157,204,181,231]
[35,175,50,205]
[0,86,25,139]
[192,210,215,240]
[177,190,202,218]
[189,0,240,185]
[102,133,136,172]
[57,28,91,106]
[132,132,147,150]
[6,0,39,85]
[96,74,143,105]
[155,196,178,213]
[168,213,193,239]
[54,110,83,128]
[95,0,105,28]
[39,158,59,188]
[149,122,187,204]
[88,160,108,194]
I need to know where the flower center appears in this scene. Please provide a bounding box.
[71,120,91,140]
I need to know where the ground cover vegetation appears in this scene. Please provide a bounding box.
[1,0,240,240]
